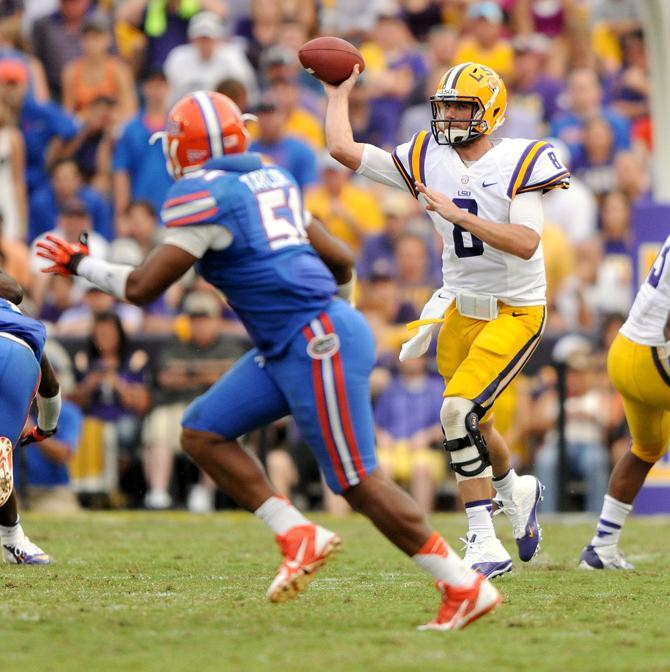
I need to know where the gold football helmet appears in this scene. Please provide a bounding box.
[430,62,507,146]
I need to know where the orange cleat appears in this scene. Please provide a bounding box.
[418,574,501,631]
[267,524,342,603]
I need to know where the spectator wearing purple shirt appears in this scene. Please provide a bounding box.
[509,33,563,125]
[374,357,446,513]
[70,311,151,458]
[358,191,436,282]
[367,14,428,146]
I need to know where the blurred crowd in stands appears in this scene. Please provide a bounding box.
[0,0,647,514]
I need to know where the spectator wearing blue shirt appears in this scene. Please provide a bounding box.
[112,69,173,219]
[374,357,446,513]
[0,58,82,195]
[249,97,318,192]
[550,67,631,162]
[29,159,113,242]
[0,47,49,102]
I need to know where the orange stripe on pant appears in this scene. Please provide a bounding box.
[302,324,349,490]
[319,313,366,480]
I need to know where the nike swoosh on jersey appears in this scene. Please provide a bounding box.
[482,181,497,188]
[512,311,528,317]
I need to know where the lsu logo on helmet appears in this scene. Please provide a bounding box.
[430,62,507,146]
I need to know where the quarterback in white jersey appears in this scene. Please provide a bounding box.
[324,61,570,577]
[580,235,670,570]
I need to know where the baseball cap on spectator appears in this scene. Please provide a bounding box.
[184,291,220,318]
[81,10,111,34]
[255,91,279,113]
[59,198,89,217]
[187,11,227,40]
[512,33,549,55]
[0,59,28,84]
[260,45,296,70]
[468,1,504,23]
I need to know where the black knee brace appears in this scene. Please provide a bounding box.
[443,410,491,478]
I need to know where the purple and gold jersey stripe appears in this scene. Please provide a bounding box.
[507,140,549,199]
[391,150,417,197]
[516,170,571,194]
[411,130,430,187]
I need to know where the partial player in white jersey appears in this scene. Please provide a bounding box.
[324,61,570,577]
[580,235,670,570]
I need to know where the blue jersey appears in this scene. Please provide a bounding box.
[0,298,46,361]
[161,154,336,357]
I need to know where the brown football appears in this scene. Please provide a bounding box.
[298,36,365,85]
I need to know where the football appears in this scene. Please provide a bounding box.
[298,36,365,85]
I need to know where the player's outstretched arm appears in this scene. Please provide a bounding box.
[307,216,354,284]
[36,234,198,305]
[21,352,61,446]
[323,65,365,171]
[307,215,356,303]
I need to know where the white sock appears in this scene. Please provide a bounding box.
[465,499,495,538]
[254,496,310,536]
[492,468,518,502]
[412,532,477,588]
[0,518,21,542]
[591,495,632,548]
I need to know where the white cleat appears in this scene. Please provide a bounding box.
[578,544,634,570]
[494,474,544,561]
[2,526,53,565]
[461,533,512,579]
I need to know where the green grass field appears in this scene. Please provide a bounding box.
[2,512,669,672]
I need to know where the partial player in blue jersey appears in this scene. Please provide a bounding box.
[37,91,500,630]
[0,270,62,564]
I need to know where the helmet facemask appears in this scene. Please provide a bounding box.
[430,96,488,146]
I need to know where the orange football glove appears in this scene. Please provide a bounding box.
[36,232,89,275]
[19,425,57,446]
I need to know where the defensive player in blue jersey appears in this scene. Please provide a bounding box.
[0,270,61,564]
[37,91,500,630]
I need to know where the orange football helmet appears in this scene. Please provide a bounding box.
[151,90,253,179]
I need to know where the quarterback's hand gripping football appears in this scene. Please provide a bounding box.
[19,425,57,446]
[322,63,360,97]
[36,232,89,276]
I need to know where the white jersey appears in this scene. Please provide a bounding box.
[620,234,670,346]
[359,133,570,306]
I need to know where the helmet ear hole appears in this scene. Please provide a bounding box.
[493,107,500,117]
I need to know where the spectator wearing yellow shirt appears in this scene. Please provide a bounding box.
[304,152,384,253]
[453,2,514,80]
